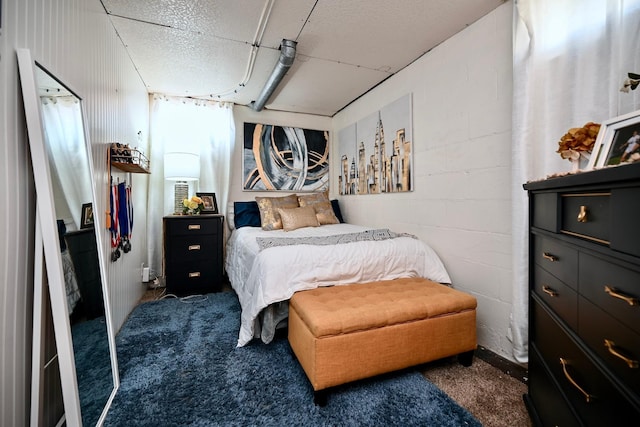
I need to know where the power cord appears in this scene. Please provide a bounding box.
[159,293,208,304]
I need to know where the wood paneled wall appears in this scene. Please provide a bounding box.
[0,1,149,425]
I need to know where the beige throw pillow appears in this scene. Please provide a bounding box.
[278,206,320,231]
[311,201,340,225]
[298,190,329,207]
[297,191,338,225]
[255,194,299,230]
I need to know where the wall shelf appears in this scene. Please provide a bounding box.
[110,144,150,174]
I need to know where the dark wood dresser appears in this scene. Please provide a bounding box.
[523,163,640,426]
[64,228,104,320]
[163,215,224,296]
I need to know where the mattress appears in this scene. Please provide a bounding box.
[225,223,451,347]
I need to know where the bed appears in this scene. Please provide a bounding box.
[225,197,451,347]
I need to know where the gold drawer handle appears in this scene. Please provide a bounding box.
[188,224,201,230]
[604,286,639,306]
[560,358,595,403]
[542,252,558,262]
[188,272,201,278]
[542,285,558,297]
[604,339,639,369]
[577,205,588,223]
[188,245,201,251]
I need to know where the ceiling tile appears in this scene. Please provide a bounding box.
[103,0,505,115]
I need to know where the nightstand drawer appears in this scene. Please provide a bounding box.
[169,235,219,262]
[533,266,577,330]
[579,252,640,335]
[166,261,219,293]
[165,217,220,236]
[533,235,578,290]
[533,301,638,425]
[560,192,609,245]
[579,297,640,396]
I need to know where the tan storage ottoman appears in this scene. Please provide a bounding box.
[288,277,477,403]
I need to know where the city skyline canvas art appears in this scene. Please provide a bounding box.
[338,94,413,195]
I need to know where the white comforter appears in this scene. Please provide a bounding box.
[225,224,451,347]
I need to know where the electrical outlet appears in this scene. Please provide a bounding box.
[142,267,150,282]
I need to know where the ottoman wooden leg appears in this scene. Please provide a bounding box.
[314,390,328,407]
[458,350,475,367]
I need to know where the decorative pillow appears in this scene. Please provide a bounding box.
[226,201,235,230]
[278,206,320,231]
[331,199,345,223]
[255,194,299,230]
[311,201,340,225]
[234,201,261,229]
[298,190,329,207]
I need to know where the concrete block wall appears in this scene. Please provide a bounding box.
[331,2,515,360]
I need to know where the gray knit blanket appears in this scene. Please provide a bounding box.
[256,228,415,251]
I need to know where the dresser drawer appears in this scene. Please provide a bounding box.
[533,266,577,330]
[533,301,638,425]
[533,235,578,290]
[165,217,220,236]
[560,192,610,245]
[168,235,219,262]
[579,297,640,396]
[579,252,640,335]
[528,346,580,427]
[611,187,640,258]
[532,192,559,232]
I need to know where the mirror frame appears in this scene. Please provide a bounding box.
[17,48,119,426]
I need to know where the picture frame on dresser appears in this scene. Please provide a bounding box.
[196,192,218,214]
[589,109,640,168]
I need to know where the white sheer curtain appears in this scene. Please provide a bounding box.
[147,95,235,275]
[511,0,640,362]
[40,96,92,229]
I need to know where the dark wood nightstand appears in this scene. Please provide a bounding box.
[163,215,224,296]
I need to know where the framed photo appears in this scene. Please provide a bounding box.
[80,203,94,229]
[589,109,640,168]
[196,192,218,214]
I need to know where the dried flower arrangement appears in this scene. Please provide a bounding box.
[556,122,601,161]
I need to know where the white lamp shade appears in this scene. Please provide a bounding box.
[164,152,200,181]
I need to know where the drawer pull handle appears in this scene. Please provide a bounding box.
[577,205,588,223]
[542,285,558,297]
[604,286,639,306]
[560,358,595,403]
[604,339,639,369]
[188,224,201,230]
[188,245,201,251]
[188,272,201,278]
[542,252,558,262]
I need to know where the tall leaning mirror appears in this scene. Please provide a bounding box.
[17,49,119,426]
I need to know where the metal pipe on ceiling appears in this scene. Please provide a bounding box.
[251,39,297,111]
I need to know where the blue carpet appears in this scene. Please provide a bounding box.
[72,316,113,426]
[104,292,481,426]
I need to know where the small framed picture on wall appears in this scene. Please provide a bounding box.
[80,203,94,229]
